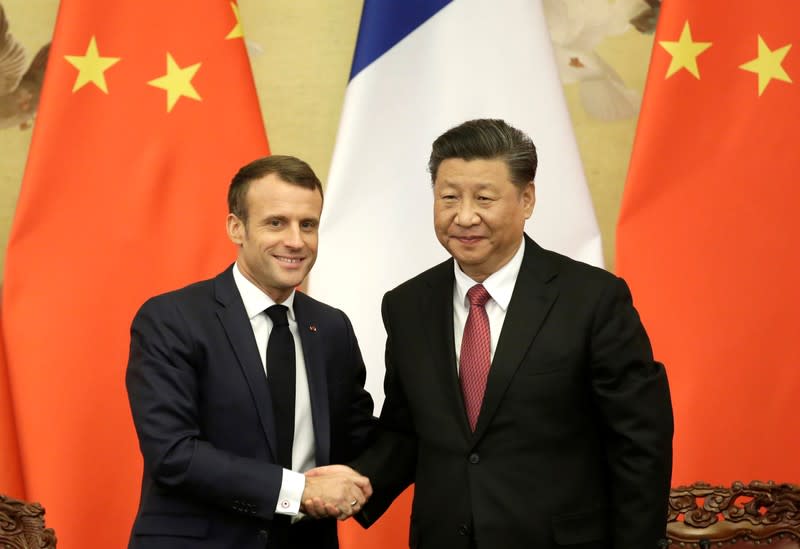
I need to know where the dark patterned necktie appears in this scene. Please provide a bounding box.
[459,284,491,431]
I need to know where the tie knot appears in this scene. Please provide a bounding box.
[265,304,289,327]
[466,284,491,307]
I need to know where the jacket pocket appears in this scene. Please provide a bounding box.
[551,508,608,545]
[133,513,210,538]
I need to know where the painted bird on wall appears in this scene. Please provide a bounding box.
[0,3,50,130]
[543,0,660,121]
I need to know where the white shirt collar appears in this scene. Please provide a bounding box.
[232,262,296,321]
[453,237,525,311]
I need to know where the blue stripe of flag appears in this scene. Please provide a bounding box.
[350,0,453,80]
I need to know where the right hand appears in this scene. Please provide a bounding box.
[301,465,372,520]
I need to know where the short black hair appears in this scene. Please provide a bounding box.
[428,119,538,188]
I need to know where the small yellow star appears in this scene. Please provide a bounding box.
[64,36,121,93]
[739,35,792,96]
[226,2,244,40]
[147,53,202,112]
[659,21,712,79]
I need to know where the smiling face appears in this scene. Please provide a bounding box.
[433,157,535,282]
[227,173,323,303]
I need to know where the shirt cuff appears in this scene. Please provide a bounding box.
[275,469,305,515]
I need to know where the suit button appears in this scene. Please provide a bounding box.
[468,453,480,464]
[458,524,471,536]
[258,529,269,542]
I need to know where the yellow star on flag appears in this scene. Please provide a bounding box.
[739,35,792,96]
[659,21,712,79]
[64,36,121,93]
[226,2,243,40]
[148,53,202,112]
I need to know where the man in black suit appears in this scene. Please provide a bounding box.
[311,119,673,549]
[126,155,376,549]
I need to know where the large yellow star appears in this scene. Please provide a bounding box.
[659,21,712,79]
[739,35,792,96]
[64,36,121,93]
[147,53,202,112]
[226,2,243,40]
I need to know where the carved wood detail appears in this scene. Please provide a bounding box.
[667,481,800,548]
[0,494,57,549]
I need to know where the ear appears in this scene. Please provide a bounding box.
[522,182,536,219]
[227,213,245,246]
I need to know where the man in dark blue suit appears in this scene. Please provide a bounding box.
[126,155,376,549]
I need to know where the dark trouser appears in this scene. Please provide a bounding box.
[268,515,338,549]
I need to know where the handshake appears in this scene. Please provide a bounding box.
[300,464,372,521]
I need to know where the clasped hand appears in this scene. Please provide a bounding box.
[301,464,371,520]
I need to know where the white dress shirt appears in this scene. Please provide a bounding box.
[453,237,526,368]
[233,263,314,516]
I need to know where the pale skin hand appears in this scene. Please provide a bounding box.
[301,464,372,520]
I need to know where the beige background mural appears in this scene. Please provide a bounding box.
[0,0,656,275]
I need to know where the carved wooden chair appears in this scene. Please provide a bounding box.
[0,494,57,548]
[667,481,800,549]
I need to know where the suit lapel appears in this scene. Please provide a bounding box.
[293,293,330,466]
[214,267,278,461]
[424,260,473,438]
[473,237,559,439]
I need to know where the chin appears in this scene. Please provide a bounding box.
[453,251,485,264]
[280,278,303,290]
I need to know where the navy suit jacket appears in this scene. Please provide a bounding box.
[353,236,673,549]
[126,266,375,549]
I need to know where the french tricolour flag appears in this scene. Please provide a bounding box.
[311,1,602,544]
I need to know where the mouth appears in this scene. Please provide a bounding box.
[273,255,305,266]
[451,235,485,245]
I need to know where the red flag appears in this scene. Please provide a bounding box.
[617,2,799,485]
[1,1,268,545]
[0,297,25,498]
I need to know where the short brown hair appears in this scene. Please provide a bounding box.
[428,119,538,188]
[228,155,323,222]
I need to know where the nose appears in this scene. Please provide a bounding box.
[283,224,304,248]
[454,199,480,227]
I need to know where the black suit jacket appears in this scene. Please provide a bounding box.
[126,266,375,549]
[353,236,673,549]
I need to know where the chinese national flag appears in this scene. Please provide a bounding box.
[617,2,799,485]
[0,1,268,546]
[0,308,24,499]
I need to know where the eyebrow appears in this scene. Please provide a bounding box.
[259,214,320,224]
[261,215,287,223]
[439,181,495,189]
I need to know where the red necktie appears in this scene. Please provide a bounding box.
[459,284,491,431]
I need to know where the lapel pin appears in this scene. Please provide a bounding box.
[309,324,317,332]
